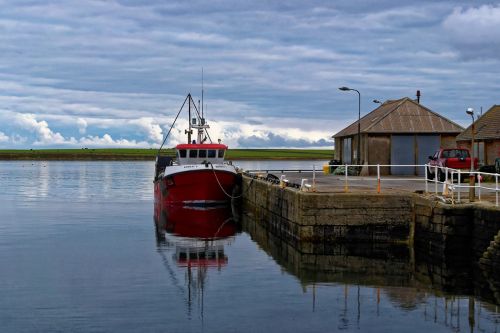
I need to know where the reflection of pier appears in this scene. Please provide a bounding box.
[155,205,237,318]
[242,212,500,332]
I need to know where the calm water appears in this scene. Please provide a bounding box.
[0,160,499,333]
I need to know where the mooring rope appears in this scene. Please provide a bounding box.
[213,217,234,238]
[208,162,253,199]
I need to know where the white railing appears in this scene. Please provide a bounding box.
[246,163,500,206]
[326,163,499,207]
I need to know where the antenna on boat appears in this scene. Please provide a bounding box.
[202,68,204,119]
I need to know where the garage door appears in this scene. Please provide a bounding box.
[342,138,352,164]
[391,135,414,175]
[416,135,440,175]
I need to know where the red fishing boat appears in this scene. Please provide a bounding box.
[154,93,238,220]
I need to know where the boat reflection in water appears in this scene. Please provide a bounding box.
[155,205,238,317]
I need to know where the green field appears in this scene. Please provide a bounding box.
[0,148,334,160]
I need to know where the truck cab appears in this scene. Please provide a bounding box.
[427,148,478,181]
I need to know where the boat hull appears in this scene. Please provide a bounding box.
[154,166,237,220]
[155,205,236,239]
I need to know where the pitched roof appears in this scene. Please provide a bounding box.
[333,97,464,138]
[456,105,500,141]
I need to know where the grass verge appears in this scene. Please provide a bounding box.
[0,148,334,161]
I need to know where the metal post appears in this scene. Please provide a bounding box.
[458,170,461,203]
[425,165,428,193]
[344,164,348,193]
[313,165,316,192]
[478,173,481,201]
[377,164,381,193]
[468,108,475,202]
[338,87,361,165]
[356,91,361,165]
[434,165,438,194]
[496,174,498,207]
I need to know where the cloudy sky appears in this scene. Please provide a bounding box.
[0,0,499,149]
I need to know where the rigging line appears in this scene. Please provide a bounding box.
[157,94,189,156]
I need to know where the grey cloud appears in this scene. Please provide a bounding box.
[443,5,500,60]
[0,0,498,148]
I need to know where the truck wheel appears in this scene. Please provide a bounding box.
[427,167,434,180]
[438,169,445,182]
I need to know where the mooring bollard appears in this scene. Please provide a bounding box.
[280,175,288,188]
[300,179,312,192]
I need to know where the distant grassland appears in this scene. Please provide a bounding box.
[0,148,334,160]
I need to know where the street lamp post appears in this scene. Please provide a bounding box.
[466,107,475,202]
[339,86,361,165]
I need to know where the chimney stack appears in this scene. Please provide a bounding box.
[416,90,421,104]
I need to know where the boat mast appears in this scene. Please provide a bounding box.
[187,94,192,144]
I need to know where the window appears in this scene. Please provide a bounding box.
[199,149,207,158]
[179,149,186,158]
[189,149,198,158]
[208,150,216,158]
[456,150,470,158]
[218,149,225,158]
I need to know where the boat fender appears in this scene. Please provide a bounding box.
[159,180,167,196]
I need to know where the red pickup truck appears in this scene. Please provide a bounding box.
[427,148,478,181]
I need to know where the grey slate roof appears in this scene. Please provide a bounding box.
[333,97,464,138]
[456,105,500,141]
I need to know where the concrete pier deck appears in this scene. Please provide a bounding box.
[249,171,499,204]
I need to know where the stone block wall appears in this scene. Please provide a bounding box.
[479,230,500,304]
[242,175,500,265]
[242,176,412,243]
[414,198,475,261]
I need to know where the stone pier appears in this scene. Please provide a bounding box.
[242,175,500,272]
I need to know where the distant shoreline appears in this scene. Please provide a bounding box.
[0,148,334,161]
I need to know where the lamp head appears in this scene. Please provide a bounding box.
[338,86,351,91]
[466,107,474,116]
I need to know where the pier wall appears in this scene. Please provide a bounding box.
[242,176,412,243]
[242,175,500,262]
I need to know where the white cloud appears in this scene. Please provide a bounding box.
[77,117,87,134]
[0,131,9,143]
[15,114,76,145]
[78,134,153,148]
[129,117,164,143]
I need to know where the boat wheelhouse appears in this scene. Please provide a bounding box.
[175,143,227,165]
